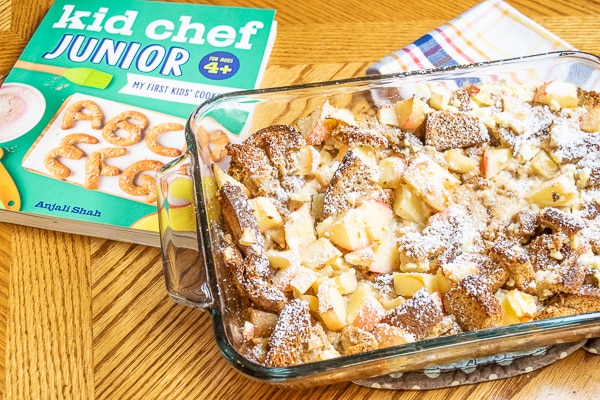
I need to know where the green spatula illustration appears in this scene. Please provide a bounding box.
[14,60,113,89]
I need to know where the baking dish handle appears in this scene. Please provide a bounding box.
[156,152,213,310]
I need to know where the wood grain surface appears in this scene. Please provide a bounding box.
[2,0,600,399]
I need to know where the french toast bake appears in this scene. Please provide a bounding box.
[213,79,600,367]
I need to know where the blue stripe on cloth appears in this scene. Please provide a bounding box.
[414,34,460,68]
[414,34,482,87]
[568,63,594,87]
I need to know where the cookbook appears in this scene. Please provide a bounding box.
[0,0,277,246]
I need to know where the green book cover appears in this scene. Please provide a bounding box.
[0,0,277,246]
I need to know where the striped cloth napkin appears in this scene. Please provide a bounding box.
[366,0,576,75]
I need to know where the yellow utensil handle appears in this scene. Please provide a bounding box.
[0,161,21,211]
[14,60,67,76]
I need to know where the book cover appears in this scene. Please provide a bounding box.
[0,0,277,246]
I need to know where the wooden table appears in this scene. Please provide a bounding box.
[2,0,600,398]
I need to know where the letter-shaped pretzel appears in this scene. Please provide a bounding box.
[145,122,184,157]
[84,147,127,189]
[102,110,148,146]
[119,160,165,203]
[61,100,104,130]
[44,145,84,179]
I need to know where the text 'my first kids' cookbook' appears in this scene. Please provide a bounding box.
[0,0,277,246]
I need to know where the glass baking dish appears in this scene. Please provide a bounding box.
[156,51,600,388]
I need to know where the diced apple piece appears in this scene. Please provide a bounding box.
[242,321,255,341]
[272,265,300,292]
[402,153,460,211]
[346,284,386,331]
[435,261,479,293]
[239,227,258,246]
[284,204,317,249]
[378,156,407,189]
[377,105,399,126]
[369,230,400,274]
[441,260,478,283]
[399,252,431,272]
[314,159,340,187]
[317,279,347,331]
[290,266,318,297]
[265,249,299,269]
[212,164,250,196]
[317,210,371,251]
[334,268,358,295]
[379,296,405,311]
[435,268,454,294]
[317,198,394,251]
[496,289,537,325]
[344,246,376,267]
[300,294,319,313]
[248,308,278,337]
[429,86,453,111]
[372,323,416,348]
[357,199,394,242]
[295,145,321,176]
[300,237,342,269]
[393,272,439,297]
[299,101,357,145]
[288,179,321,203]
[533,81,578,110]
[394,96,428,132]
[352,146,380,171]
[529,150,559,179]
[516,141,541,163]
[526,173,578,207]
[580,105,600,133]
[249,196,283,231]
[444,148,477,174]
[481,147,513,179]
[264,226,286,247]
[392,185,433,224]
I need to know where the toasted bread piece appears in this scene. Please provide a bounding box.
[506,210,541,244]
[443,274,503,331]
[322,149,380,218]
[491,240,536,292]
[425,110,489,152]
[221,245,287,314]
[383,289,445,339]
[547,284,600,313]
[528,233,585,298]
[247,125,307,177]
[219,182,265,253]
[577,88,600,109]
[265,299,313,367]
[533,305,578,320]
[339,325,378,355]
[331,124,388,149]
[540,207,585,236]
[227,141,284,200]
[227,125,309,208]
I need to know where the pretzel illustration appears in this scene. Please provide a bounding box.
[44,145,84,179]
[84,147,127,189]
[197,126,229,162]
[61,100,104,130]
[119,160,165,203]
[102,110,148,146]
[145,122,184,157]
[59,133,99,147]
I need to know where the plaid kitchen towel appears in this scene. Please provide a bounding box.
[366,0,576,75]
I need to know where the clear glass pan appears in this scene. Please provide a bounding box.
[157,51,600,388]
